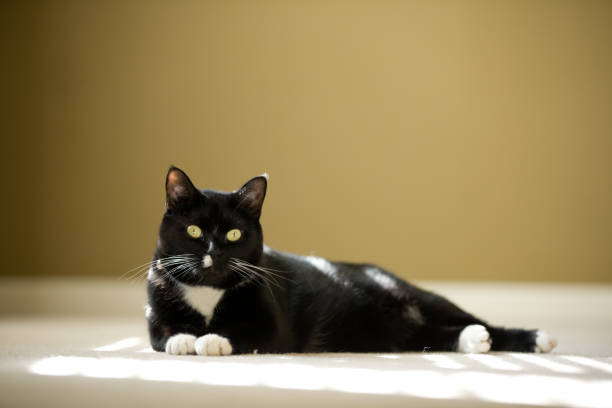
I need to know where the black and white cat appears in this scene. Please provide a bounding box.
[146,167,558,356]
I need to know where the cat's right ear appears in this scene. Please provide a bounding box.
[165,166,199,211]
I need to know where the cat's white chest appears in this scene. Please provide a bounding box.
[180,284,225,325]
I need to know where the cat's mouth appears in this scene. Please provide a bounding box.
[193,255,234,287]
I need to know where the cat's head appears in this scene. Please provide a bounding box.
[155,166,267,288]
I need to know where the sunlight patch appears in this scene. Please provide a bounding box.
[422,354,465,369]
[561,356,612,374]
[93,337,141,352]
[510,353,583,374]
[377,354,400,359]
[28,354,612,407]
[467,354,522,371]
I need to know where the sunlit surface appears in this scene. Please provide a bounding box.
[510,353,584,374]
[26,340,612,408]
[562,356,612,374]
[421,354,465,370]
[28,356,458,398]
[466,354,522,371]
[93,337,141,352]
[376,354,400,359]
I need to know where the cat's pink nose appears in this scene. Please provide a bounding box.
[202,254,213,268]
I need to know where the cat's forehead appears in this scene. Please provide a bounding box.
[193,190,244,225]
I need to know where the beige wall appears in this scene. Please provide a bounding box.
[3,1,611,281]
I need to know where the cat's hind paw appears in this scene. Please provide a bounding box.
[195,334,233,356]
[458,324,492,353]
[534,330,558,353]
[165,333,196,355]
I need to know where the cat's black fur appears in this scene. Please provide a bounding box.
[147,167,553,354]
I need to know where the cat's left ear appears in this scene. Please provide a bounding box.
[235,174,268,219]
[165,166,200,211]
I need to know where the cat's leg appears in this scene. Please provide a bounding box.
[487,326,558,353]
[165,334,197,355]
[149,318,232,356]
[146,299,208,355]
[194,333,233,356]
[417,324,557,353]
[146,278,210,355]
[416,324,492,353]
[409,285,487,328]
[147,317,203,355]
[415,321,557,353]
[415,324,558,353]
[408,286,557,353]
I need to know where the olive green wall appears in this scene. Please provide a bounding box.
[3,1,611,281]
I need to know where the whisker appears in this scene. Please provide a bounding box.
[121,254,200,284]
[229,261,277,301]
[229,259,282,289]
[120,254,198,281]
[228,261,270,286]
[230,260,288,287]
[230,258,293,282]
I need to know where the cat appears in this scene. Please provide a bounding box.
[146,166,558,356]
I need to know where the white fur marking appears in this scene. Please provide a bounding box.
[194,334,233,356]
[165,334,196,355]
[534,330,558,353]
[144,304,152,319]
[458,324,491,353]
[364,266,398,291]
[147,267,166,288]
[180,284,225,325]
[156,259,163,270]
[202,255,213,268]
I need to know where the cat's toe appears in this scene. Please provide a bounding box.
[195,334,233,356]
[534,330,558,353]
[165,333,196,355]
[458,324,491,353]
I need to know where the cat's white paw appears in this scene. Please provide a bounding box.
[534,330,558,353]
[194,334,233,356]
[458,324,491,353]
[165,333,196,355]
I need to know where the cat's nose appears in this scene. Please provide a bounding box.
[202,254,213,268]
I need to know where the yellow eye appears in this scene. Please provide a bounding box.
[226,229,242,242]
[186,225,202,238]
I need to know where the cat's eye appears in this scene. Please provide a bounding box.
[186,225,202,239]
[226,229,242,242]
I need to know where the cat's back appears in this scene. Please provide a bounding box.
[260,245,410,297]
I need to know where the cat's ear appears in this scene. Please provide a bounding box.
[165,166,199,211]
[235,174,268,219]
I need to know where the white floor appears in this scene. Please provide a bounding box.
[1,278,611,408]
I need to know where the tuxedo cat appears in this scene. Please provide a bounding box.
[146,167,557,356]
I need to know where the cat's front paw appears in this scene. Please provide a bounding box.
[534,330,558,353]
[458,324,491,353]
[195,334,233,356]
[165,333,196,355]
